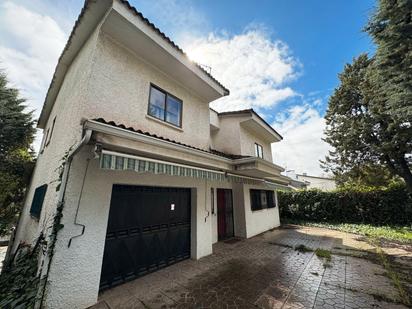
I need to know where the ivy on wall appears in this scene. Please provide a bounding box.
[0,237,44,308]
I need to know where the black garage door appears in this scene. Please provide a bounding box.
[100,185,191,289]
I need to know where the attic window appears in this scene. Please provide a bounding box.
[148,84,182,127]
[255,143,264,159]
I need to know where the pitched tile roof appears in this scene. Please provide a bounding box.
[92,118,249,160]
[217,109,283,140]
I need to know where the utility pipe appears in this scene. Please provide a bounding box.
[39,128,92,307]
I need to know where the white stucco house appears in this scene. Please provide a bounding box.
[9,1,291,308]
[296,174,336,191]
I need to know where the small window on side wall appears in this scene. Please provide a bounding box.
[255,143,264,159]
[30,184,48,219]
[45,117,56,147]
[148,84,182,127]
[250,189,276,211]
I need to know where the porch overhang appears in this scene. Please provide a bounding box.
[83,119,289,187]
[232,157,285,178]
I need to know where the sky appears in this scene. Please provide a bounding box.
[0,0,375,176]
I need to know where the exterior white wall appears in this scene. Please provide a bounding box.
[83,33,211,150]
[209,116,242,154]
[12,26,101,253]
[13,23,216,252]
[297,175,336,191]
[44,146,228,309]
[210,114,273,161]
[209,109,220,130]
[242,184,280,238]
[239,125,272,160]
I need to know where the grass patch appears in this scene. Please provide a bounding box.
[294,244,313,252]
[371,239,411,306]
[315,248,332,261]
[283,219,412,244]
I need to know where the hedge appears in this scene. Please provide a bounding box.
[278,185,412,225]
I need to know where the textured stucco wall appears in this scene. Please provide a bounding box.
[83,33,212,150]
[243,184,280,238]
[209,109,220,130]
[12,26,101,253]
[209,117,242,155]
[44,146,228,309]
[210,115,273,161]
[239,125,273,160]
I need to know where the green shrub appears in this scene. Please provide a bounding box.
[278,184,412,225]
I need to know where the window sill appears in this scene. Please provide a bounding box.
[30,214,40,221]
[146,115,183,132]
[251,207,277,213]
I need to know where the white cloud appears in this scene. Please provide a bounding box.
[138,0,209,36]
[0,1,68,151]
[182,27,300,111]
[272,104,331,176]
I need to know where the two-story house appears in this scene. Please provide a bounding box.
[9,1,290,308]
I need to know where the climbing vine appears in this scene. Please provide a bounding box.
[0,149,72,308]
[0,236,44,308]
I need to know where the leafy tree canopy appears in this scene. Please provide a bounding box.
[322,0,412,192]
[0,71,35,235]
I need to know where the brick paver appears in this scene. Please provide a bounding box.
[95,226,410,309]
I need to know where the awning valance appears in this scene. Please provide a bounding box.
[99,150,262,184]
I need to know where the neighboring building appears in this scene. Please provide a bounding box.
[285,170,309,190]
[296,173,336,191]
[9,1,291,308]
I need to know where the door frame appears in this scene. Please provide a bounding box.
[216,188,234,241]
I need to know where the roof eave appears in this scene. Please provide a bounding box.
[38,0,229,128]
[38,0,113,129]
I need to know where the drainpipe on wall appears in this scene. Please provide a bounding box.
[38,128,92,308]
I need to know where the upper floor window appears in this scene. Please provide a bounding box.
[148,84,182,127]
[40,116,56,152]
[255,143,264,159]
[45,117,56,147]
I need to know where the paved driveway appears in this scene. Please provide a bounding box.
[94,226,411,309]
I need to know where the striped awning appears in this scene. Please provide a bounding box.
[99,150,262,184]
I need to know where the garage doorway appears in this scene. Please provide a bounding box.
[217,189,234,240]
[100,185,191,289]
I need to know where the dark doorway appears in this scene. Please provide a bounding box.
[100,185,191,290]
[217,189,234,240]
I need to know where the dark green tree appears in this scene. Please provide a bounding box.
[321,55,380,186]
[322,0,412,192]
[0,71,35,235]
[364,0,412,191]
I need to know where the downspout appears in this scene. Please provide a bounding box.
[39,129,92,307]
